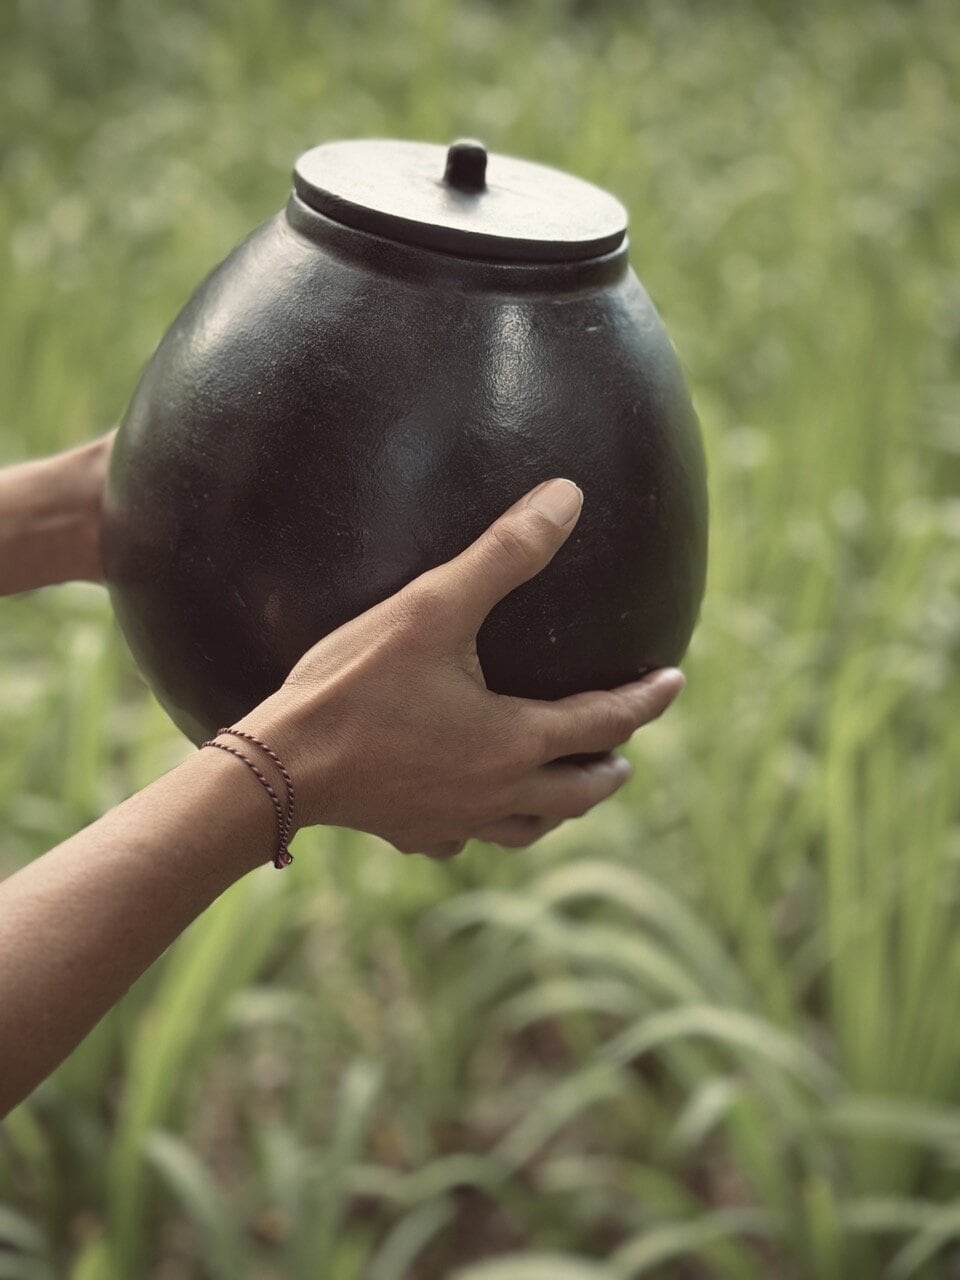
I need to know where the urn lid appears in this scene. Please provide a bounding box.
[292,138,627,263]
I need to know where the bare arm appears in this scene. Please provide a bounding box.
[0,432,113,595]
[0,749,272,1115]
[0,478,683,1116]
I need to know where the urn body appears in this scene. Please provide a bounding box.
[103,150,708,744]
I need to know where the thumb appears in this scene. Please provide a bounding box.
[434,478,583,638]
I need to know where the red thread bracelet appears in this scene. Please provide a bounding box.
[201,729,295,868]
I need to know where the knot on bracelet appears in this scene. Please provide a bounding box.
[200,728,295,869]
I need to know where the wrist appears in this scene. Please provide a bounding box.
[231,680,346,834]
[201,728,295,867]
[172,746,282,879]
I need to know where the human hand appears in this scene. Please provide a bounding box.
[236,479,684,858]
[0,428,116,595]
[73,427,116,582]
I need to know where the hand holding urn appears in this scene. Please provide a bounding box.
[232,477,687,859]
[102,138,708,744]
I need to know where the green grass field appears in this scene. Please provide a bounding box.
[2,0,960,1275]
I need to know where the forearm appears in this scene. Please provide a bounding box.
[0,436,111,595]
[0,747,277,1116]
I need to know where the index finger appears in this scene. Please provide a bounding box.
[524,668,685,763]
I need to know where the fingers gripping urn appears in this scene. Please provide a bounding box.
[102,138,709,744]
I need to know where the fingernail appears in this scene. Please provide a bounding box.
[641,667,685,694]
[612,756,634,780]
[528,478,583,528]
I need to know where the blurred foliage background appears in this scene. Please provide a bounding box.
[1,0,960,1276]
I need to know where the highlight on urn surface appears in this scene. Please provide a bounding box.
[102,137,708,744]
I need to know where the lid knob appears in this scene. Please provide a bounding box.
[443,139,488,193]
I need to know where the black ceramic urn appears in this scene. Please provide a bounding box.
[102,138,708,745]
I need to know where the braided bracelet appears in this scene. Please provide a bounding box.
[201,728,295,869]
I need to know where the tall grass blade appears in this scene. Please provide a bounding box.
[452,1257,619,1280]
[366,1197,457,1280]
[142,1130,242,1280]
